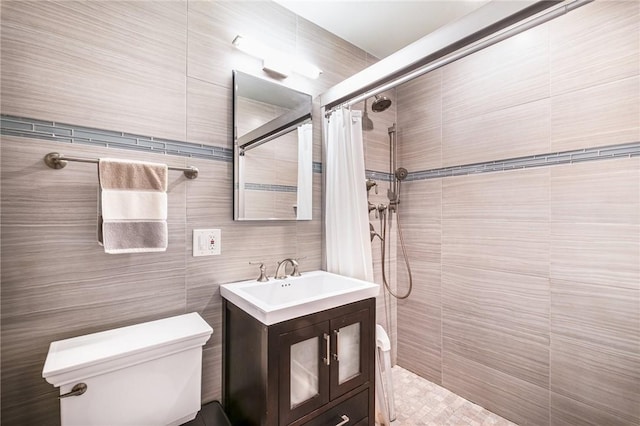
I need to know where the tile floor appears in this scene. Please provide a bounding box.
[386,366,517,426]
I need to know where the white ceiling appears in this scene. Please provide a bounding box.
[274,0,490,59]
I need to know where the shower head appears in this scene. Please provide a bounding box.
[371,95,392,112]
[395,167,408,181]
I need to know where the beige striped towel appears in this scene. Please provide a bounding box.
[98,158,168,254]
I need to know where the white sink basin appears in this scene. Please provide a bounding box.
[220,270,379,325]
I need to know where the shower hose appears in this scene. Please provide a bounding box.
[380,180,413,300]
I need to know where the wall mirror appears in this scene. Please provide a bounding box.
[233,70,313,221]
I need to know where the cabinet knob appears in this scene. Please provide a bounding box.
[335,414,350,426]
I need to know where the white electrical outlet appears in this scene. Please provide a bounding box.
[192,229,221,256]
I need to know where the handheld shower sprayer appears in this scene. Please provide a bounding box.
[378,124,413,300]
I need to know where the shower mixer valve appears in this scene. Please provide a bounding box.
[368,201,378,218]
[366,178,381,218]
[366,178,378,194]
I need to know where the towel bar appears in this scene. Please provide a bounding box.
[44,152,199,179]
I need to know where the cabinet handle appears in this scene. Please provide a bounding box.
[336,414,350,426]
[323,333,330,366]
[333,329,340,361]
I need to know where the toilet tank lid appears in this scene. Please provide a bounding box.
[42,312,213,384]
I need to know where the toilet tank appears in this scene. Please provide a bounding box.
[42,312,213,426]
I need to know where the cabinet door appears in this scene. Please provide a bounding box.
[329,308,371,400]
[278,321,330,425]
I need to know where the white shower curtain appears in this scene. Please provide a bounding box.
[324,108,374,282]
[296,123,313,220]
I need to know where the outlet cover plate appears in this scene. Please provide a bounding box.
[193,229,221,256]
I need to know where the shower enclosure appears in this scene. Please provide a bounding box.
[323,2,638,425]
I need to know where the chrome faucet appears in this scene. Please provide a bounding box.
[275,258,300,279]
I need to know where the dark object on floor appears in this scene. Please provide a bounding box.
[181,401,231,426]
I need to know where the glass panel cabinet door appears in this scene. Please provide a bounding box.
[278,322,330,425]
[290,337,320,407]
[337,322,361,384]
[330,309,371,400]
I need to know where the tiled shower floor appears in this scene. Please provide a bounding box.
[388,366,517,426]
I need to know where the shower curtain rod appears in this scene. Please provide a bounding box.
[43,152,199,179]
[324,0,592,118]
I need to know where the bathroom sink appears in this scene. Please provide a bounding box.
[220,270,379,325]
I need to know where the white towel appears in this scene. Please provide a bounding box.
[101,191,167,220]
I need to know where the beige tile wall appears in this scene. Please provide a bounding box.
[397,71,442,172]
[0,1,189,141]
[396,179,442,384]
[549,158,640,425]
[396,2,640,425]
[441,24,549,124]
[0,1,369,424]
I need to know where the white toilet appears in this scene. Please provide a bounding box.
[42,312,213,426]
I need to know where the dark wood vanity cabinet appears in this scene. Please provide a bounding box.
[223,298,375,426]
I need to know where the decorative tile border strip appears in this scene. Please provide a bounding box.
[5,115,635,182]
[1,114,234,162]
[245,182,298,193]
[366,169,393,182]
[366,141,640,183]
[405,141,640,181]
[1,114,325,174]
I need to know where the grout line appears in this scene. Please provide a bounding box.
[546,26,552,423]
[438,70,445,387]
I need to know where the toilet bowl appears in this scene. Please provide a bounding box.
[43,312,213,426]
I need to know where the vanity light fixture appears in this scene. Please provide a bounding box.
[232,35,322,79]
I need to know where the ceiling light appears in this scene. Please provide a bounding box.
[232,35,264,59]
[262,56,291,78]
[232,35,322,79]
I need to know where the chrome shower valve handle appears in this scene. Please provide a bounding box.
[366,178,378,194]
